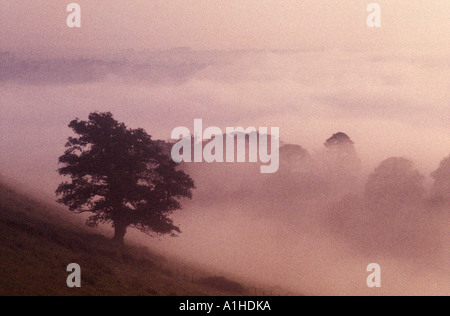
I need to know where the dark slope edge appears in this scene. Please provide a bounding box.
[0,180,250,296]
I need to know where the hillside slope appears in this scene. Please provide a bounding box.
[0,181,248,296]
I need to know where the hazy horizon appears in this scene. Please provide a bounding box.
[2,1,449,53]
[1,48,448,197]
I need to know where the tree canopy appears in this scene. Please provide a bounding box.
[324,132,355,148]
[56,112,195,243]
[365,157,425,209]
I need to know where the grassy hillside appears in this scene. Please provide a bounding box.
[0,181,249,296]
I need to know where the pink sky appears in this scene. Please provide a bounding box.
[1,1,449,54]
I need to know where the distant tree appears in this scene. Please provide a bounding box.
[365,157,425,209]
[278,144,310,171]
[56,112,195,244]
[319,132,362,196]
[431,155,450,203]
[324,132,355,149]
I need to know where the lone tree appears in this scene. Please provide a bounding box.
[56,112,195,244]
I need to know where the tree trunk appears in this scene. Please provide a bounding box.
[112,221,127,244]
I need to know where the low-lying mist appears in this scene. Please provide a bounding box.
[0,48,448,295]
[142,139,449,296]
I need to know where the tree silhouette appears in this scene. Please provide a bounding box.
[365,157,425,209]
[320,132,362,196]
[324,132,354,149]
[56,112,195,244]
